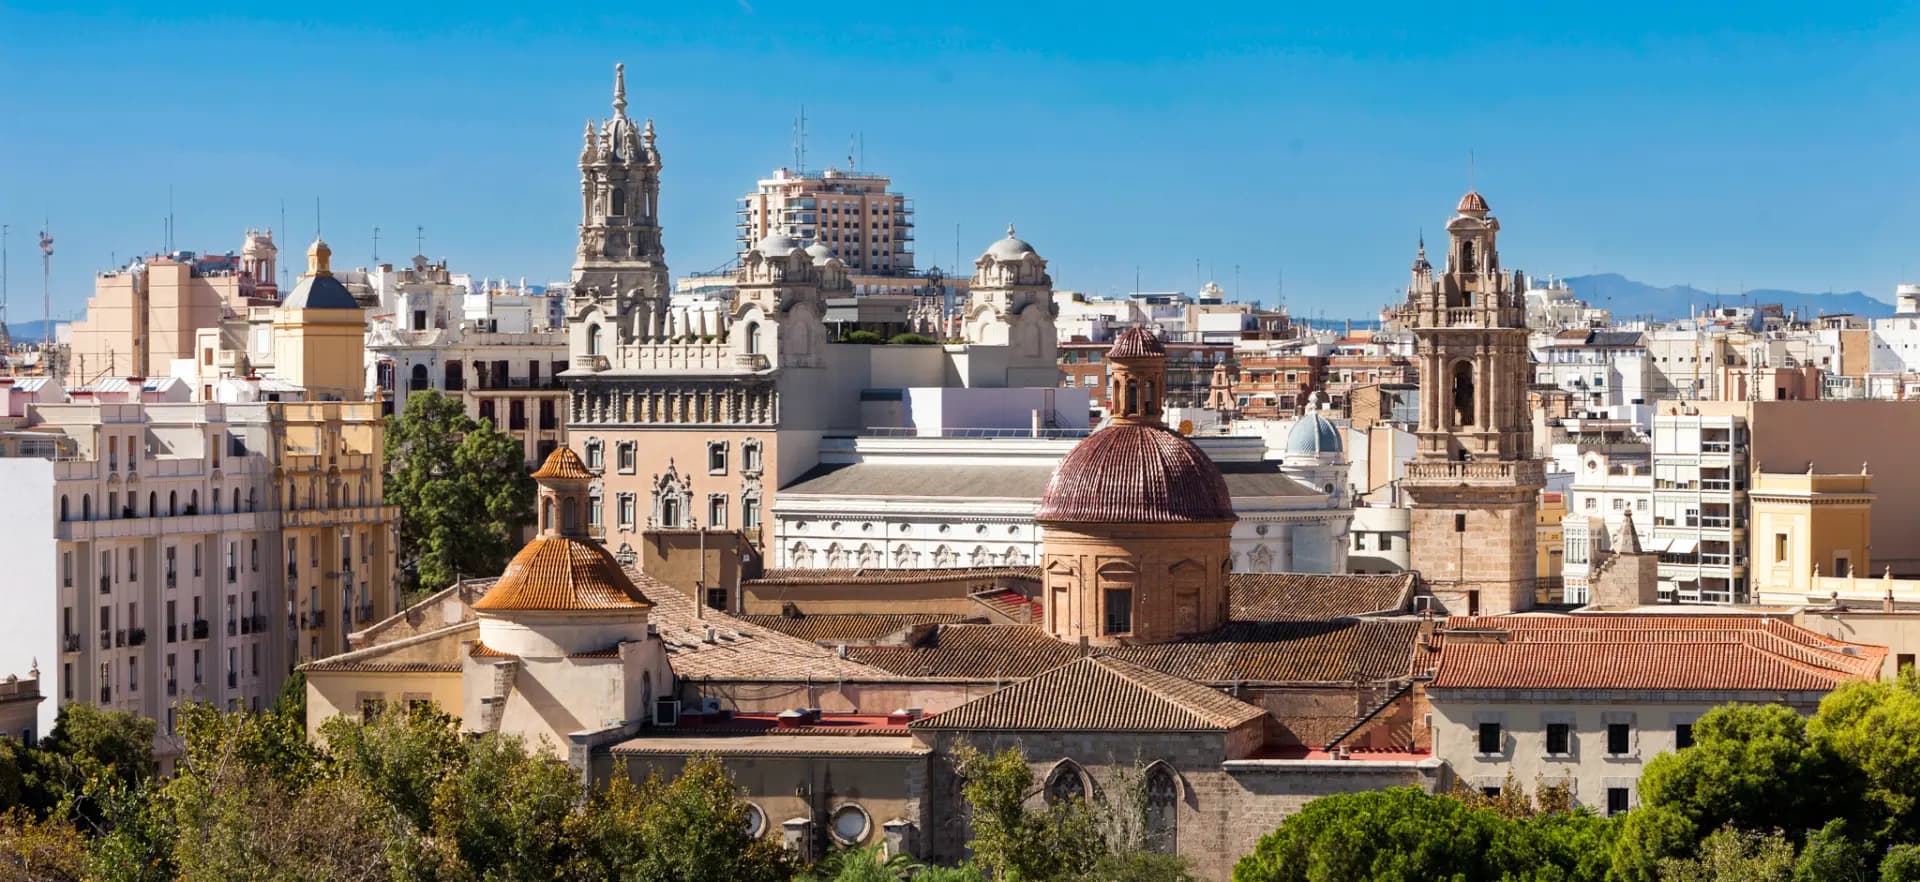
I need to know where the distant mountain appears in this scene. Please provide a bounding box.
[1561,273,1894,321]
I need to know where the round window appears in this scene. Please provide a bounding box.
[743,802,765,837]
[830,804,870,845]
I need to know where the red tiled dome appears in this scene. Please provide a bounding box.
[1456,190,1489,213]
[1036,423,1234,523]
[473,537,653,612]
[532,446,594,481]
[1107,326,1166,359]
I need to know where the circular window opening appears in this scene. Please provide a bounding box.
[743,802,765,837]
[830,804,870,845]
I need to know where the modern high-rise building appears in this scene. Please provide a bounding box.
[1397,192,1545,616]
[736,166,914,275]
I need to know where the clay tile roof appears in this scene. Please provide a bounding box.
[472,538,654,612]
[739,613,970,643]
[531,446,593,481]
[849,620,1420,684]
[1229,573,1415,620]
[912,655,1266,732]
[1106,326,1167,359]
[1036,423,1235,523]
[1457,190,1490,213]
[749,567,1038,587]
[1433,614,1885,691]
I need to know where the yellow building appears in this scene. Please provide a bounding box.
[276,401,400,664]
[272,240,367,401]
[1751,470,1874,602]
[1537,491,1567,603]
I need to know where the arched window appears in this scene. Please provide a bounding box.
[1045,761,1088,805]
[409,364,429,391]
[610,188,626,217]
[587,324,603,356]
[1451,361,1476,429]
[60,496,69,522]
[1145,764,1179,854]
[148,492,157,517]
[232,489,240,512]
[562,495,580,533]
[247,488,257,512]
[169,491,178,517]
[541,498,554,532]
[660,495,679,528]
[189,490,199,513]
[1461,239,1476,273]
[744,322,761,355]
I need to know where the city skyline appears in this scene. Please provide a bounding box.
[3,0,1918,322]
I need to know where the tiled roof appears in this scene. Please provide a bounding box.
[750,567,1038,587]
[779,460,1316,500]
[1107,327,1167,359]
[641,581,902,682]
[973,588,1042,622]
[531,446,594,481]
[739,613,968,643]
[302,660,462,673]
[1229,573,1415,620]
[1036,423,1235,523]
[1457,190,1489,213]
[912,655,1266,732]
[1433,615,1885,691]
[472,538,654,612]
[848,620,1420,684]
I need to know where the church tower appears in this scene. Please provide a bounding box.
[570,63,670,371]
[1398,192,1543,615]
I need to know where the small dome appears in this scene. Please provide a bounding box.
[472,539,653,612]
[1285,412,1343,456]
[1107,326,1166,359]
[533,446,593,481]
[804,241,834,262]
[1456,190,1490,213]
[754,232,801,258]
[1037,423,1234,523]
[983,224,1037,261]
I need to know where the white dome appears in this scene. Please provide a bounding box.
[754,233,801,258]
[804,241,834,262]
[983,224,1037,261]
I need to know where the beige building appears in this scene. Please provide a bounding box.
[67,232,279,386]
[1397,192,1544,616]
[276,401,400,665]
[1750,470,1873,600]
[736,166,913,275]
[1430,614,1882,815]
[269,240,367,401]
[0,668,44,743]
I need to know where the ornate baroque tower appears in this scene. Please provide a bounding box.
[570,63,670,370]
[1397,192,1543,615]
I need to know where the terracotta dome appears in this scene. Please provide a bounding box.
[1036,423,1234,523]
[1456,190,1489,213]
[1106,326,1166,359]
[532,446,593,481]
[473,538,653,612]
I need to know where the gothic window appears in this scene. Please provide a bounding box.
[658,495,678,528]
[932,545,958,567]
[610,188,626,217]
[826,543,849,568]
[1144,763,1179,854]
[1452,361,1476,429]
[790,542,814,568]
[1044,761,1089,805]
[409,364,429,391]
[857,543,880,568]
[587,324,603,356]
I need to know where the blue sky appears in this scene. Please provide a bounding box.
[2,1,1917,321]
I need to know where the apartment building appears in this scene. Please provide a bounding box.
[1650,410,1749,603]
[1560,448,1655,604]
[1059,339,1231,414]
[66,231,279,387]
[0,398,397,754]
[735,166,913,274]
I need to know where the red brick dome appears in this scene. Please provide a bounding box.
[1036,423,1234,523]
[1107,326,1166,359]
[1456,190,1489,213]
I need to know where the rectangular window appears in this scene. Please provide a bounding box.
[589,498,604,529]
[1607,723,1631,756]
[585,443,603,470]
[1899,654,1916,674]
[1776,534,1790,560]
[1607,787,1631,816]
[618,494,636,528]
[617,443,636,473]
[708,442,728,475]
[61,551,71,587]
[1675,723,1694,749]
[1103,589,1132,635]
[1477,722,1501,755]
[743,497,761,530]
[708,495,727,529]
[250,539,259,571]
[1454,513,1467,532]
[743,443,762,472]
[1545,723,1570,756]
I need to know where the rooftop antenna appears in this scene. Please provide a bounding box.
[416,225,425,256]
[846,134,855,171]
[166,184,175,253]
[372,226,381,264]
[279,199,289,288]
[313,197,322,241]
[38,220,52,348]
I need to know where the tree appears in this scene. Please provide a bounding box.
[1793,819,1873,882]
[954,745,1107,882]
[28,704,156,827]
[1808,674,1920,842]
[424,733,580,881]
[319,706,464,835]
[1881,844,1920,882]
[1637,703,1845,839]
[385,390,535,594]
[1605,805,1696,882]
[568,756,792,882]
[0,808,87,882]
[1656,826,1795,882]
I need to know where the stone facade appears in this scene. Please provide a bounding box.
[1397,195,1543,615]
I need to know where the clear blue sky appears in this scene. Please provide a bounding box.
[2,1,1917,322]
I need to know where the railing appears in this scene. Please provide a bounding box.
[227,620,237,637]
[99,630,112,650]
[358,605,375,624]
[192,619,209,640]
[1701,516,1732,528]
[859,426,1094,439]
[129,628,146,646]
[309,609,327,629]
[226,566,236,584]
[115,629,126,648]
[166,572,177,589]
[1404,460,1548,485]
[100,686,111,703]
[250,613,268,632]
[62,633,80,653]
[166,680,176,697]
[99,576,110,595]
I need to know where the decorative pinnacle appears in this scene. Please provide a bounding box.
[612,63,627,117]
[1006,223,1016,238]
[643,118,656,143]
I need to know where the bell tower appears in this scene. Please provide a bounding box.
[569,62,671,370]
[1398,192,1543,615]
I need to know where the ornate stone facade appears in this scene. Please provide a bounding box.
[1397,193,1544,615]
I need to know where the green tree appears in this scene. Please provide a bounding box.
[1809,674,1920,842]
[1637,703,1845,839]
[1793,819,1872,882]
[424,733,580,881]
[1605,804,1696,882]
[1656,826,1795,882]
[28,704,156,827]
[908,867,987,882]
[319,706,464,834]
[954,745,1108,882]
[0,808,88,882]
[1881,844,1920,882]
[385,390,535,594]
[886,333,936,345]
[568,756,792,882]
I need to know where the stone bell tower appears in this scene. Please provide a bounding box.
[570,62,671,370]
[1398,191,1543,615]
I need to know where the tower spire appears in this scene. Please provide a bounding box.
[612,62,628,118]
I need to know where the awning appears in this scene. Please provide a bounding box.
[1666,538,1699,555]
[1642,537,1673,554]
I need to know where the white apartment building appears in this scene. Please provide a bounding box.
[1531,330,1649,413]
[1523,277,1611,332]
[1650,411,1750,603]
[1560,449,1655,604]
[1868,284,1920,374]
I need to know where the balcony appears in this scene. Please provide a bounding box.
[129,628,146,647]
[309,609,328,630]
[250,613,268,633]
[115,629,126,648]
[166,680,177,697]
[99,576,110,595]
[100,686,111,703]
[227,566,237,584]
[287,562,298,578]
[1404,459,1548,487]
[62,633,80,653]
[192,619,209,640]
[166,572,177,590]
[226,671,237,690]
[358,605,375,624]
[239,616,250,635]
[227,620,237,637]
